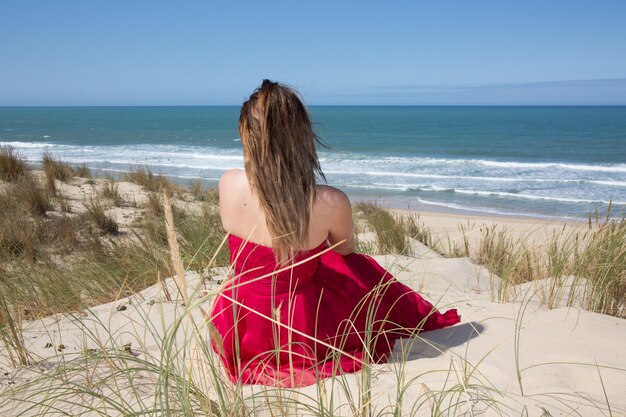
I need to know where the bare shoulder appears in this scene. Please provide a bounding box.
[315,184,351,209]
[219,169,246,196]
[218,169,248,232]
[219,168,245,187]
[315,184,355,254]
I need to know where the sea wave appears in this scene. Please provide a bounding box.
[472,159,626,173]
[413,198,577,220]
[0,140,55,148]
[76,159,242,170]
[346,182,626,205]
[325,170,626,187]
[448,188,626,205]
[323,155,626,173]
[2,139,624,217]
[4,140,625,174]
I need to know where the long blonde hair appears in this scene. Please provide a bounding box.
[239,80,325,263]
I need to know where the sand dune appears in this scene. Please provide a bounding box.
[1,239,624,416]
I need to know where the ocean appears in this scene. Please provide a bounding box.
[1,106,625,220]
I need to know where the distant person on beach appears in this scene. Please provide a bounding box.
[209,79,460,387]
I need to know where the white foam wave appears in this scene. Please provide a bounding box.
[414,198,577,220]
[6,140,624,175]
[346,183,408,192]
[322,154,626,173]
[473,159,626,173]
[450,188,625,205]
[344,182,625,205]
[326,170,523,181]
[3,140,625,214]
[325,170,626,187]
[0,140,55,148]
[593,180,626,187]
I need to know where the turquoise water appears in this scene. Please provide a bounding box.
[1,106,625,219]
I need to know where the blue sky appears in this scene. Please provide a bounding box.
[1,1,625,105]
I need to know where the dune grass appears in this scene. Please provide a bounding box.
[124,165,177,194]
[141,197,228,272]
[354,202,409,255]
[1,218,622,416]
[191,179,220,204]
[1,159,623,322]
[42,152,75,182]
[0,145,27,182]
[42,151,77,194]
[1,156,624,415]
[99,176,123,206]
[83,198,120,235]
[0,224,492,416]
[74,162,92,178]
[0,193,38,259]
[0,156,226,324]
[579,218,625,316]
[145,191,165,217]
[0,176,224,371]
[353,202,625,316]
[399,213,438,251]
[0,208,77,262]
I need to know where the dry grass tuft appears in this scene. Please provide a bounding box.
[83,199,119,235]
[0,192,38,258]
[190,180,219,204]
[124,165,172,193]
[42,151,75,186]
[163,191,188,303]
[145,192,164,217]
[74,162,92,178]
[176,203,229,270]
[0,187,77,260]
[354,202,409,254]
[0,295,31,367]
[399,213,437,249]
[99,176,123,206]
[0,153,229,326]
[0,145,28,182]
[10,175,52,217]
[354,204,625,315]
[39,215,80,251]
[56,192,72,213]
[41,151,77,195]
[579,219,625,316]
[475,226,537,301]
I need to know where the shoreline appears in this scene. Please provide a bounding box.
[350,193,592,255]
[347,192,587,223]
[23,161,610,225]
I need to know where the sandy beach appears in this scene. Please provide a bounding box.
[392,207,590,253]
[1,161,624,416]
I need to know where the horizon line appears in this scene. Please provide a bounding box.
[2,104,626,108]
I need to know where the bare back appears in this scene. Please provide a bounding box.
[219,169,355,255]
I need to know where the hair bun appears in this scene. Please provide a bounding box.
[262,79,278,89]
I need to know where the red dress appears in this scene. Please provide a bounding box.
[210,234,460,387]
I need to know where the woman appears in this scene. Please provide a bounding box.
[210,80,460,387]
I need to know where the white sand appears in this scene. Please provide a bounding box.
[390,208,593,256]
[1,234,624,416]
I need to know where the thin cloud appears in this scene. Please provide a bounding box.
[311,78,626,105]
